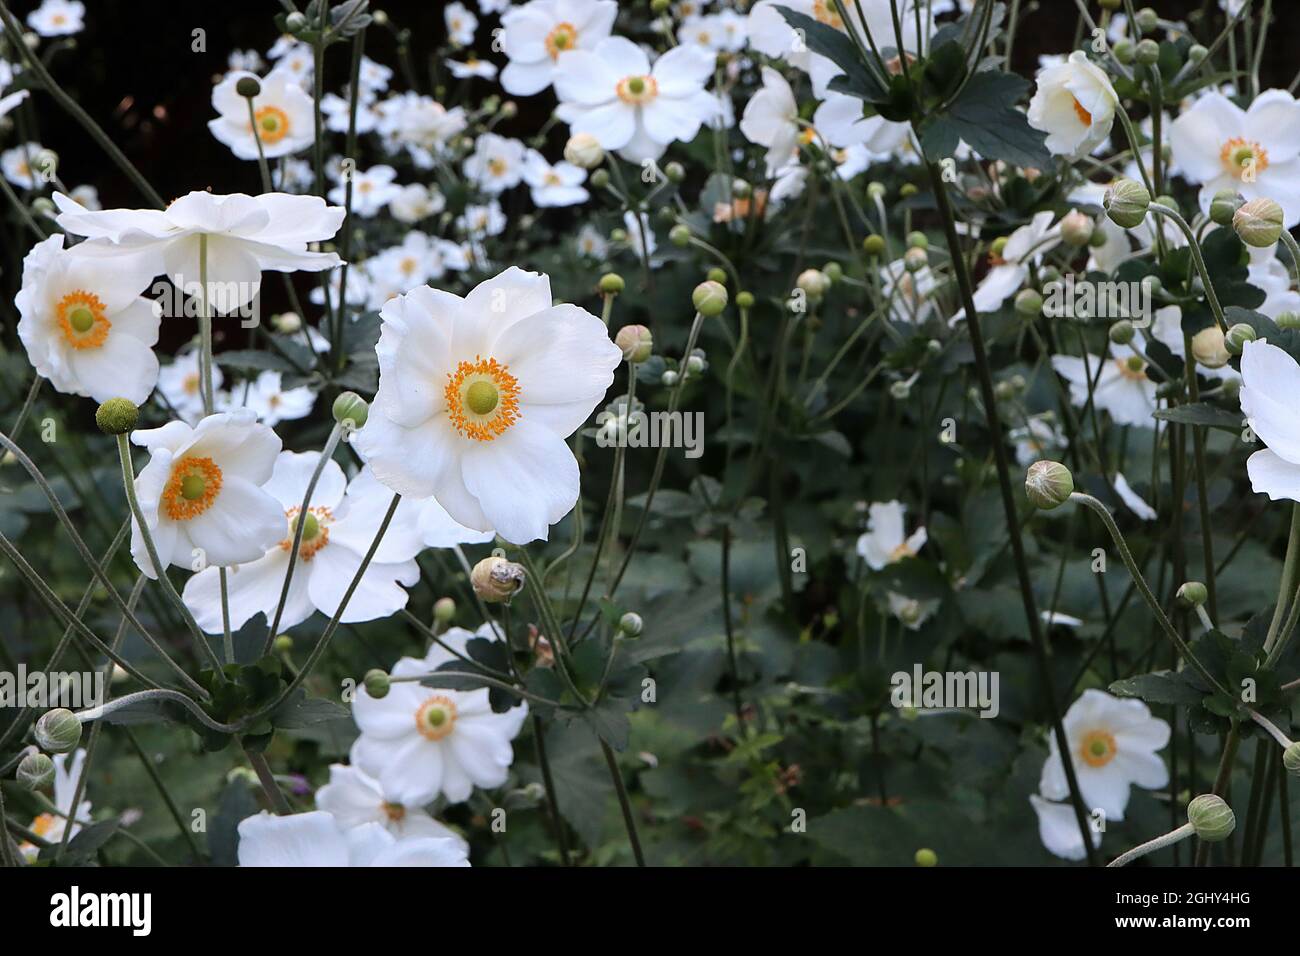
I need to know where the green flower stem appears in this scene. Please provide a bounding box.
[398,609,516,680]
[1276,227,1300,287]
[1107,821,1195,868]
[0,783,18,867]
[1147,204,1228,331]
[244,97,274,193]
[1183,340,1218,624]
[600,738,645,866]
[1068,492,1227,694]
[8,374,42,442]
[263,421,346,653]
[1249,708,1294,748]
[0,430,205,694]
[922,156,1100,865]
[1171,0,1256,86]
[115,433,225,678]
[389,672,562,709]
[243,743,291,815]
[0,1,164,208]
[0,530,161,691]
[76,688,241,733]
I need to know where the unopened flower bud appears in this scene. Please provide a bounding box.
[434,596,456,624]
[471,555,526,603]
[1186,793,1235,842]
[1224,323,1257,356]
[1234,197,1284,247]
[1025,460,1074,510]
[1060,210,1094,247]
[1135,7,1159,32]
[1209,189,1244,226]
[906,231,928,250]
[363,669,391,699]
[1113,39,1135,64]
[1177,581,1208,607]
[618,612,643,636]
[1014,288,1042,317]
[273,311,302,333]
[903,247,928,272]
[670,224,692,247]
[285,11,309,32]
[235,75,262,98]
[736,291,755,309]
[333,391,369,430]
[1285,741,1300,775]
[662,369,679,387]
[17,751,54,790]
[1191,325,1230,369]
[273,634,293,654]
[706,267,727,285]
[1187,44,1208,65]
[692,280,728,316]
[95,398,139,436]
[664,161,685,183]
[797,269,831,300]
[1109,320,1135,345]
[615,324,654,363]
[863,234,886,257]
[1135,38,1160,66]
[592,170,611,190]
[823,261,843,283]
[889,380,911,401]
[1278,311,1300,330]
[914,847,938,867]
[35,708,82,753]
[599,272,625,295]
[1104,178,1151,229]
[564,133,604,169]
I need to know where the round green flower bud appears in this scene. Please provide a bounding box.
[1284,741,1300,776]
[1224,323,1257,356]
[332,391,369,430]
[823,261,843,283]
[1187,44,1208,65]
[692,281,728,316]
[1060,210,1094,247]
[433,596,456,623]
[914,847,938,867]
[1209,189,1244,226]
[1177,581,1208,607]
[797,269,831,300]
[903,247,928,272]
[32,196,55,217]
[736,291,755,309]
[95,397,139,436]
[863,234,886,257]
[899,183,918,199]
[1135,39,1160,66]
[285,11,309,32]
[1013,288,1043,318]
[866,181,886,200]
[615,324,654,363]
[17,751,55,790]
[1135,7,1159,32]
[1104,178,1151,229]
[669,224,692,247]
[599,272,625,295]
[1113,39,1135,65]
[1234,197,1284,247]
[35,708,82,754]
[1109,319,1136,345]
[1025,460,1074,510]
[1191,325,1230,369]
[471,555,526,603]
[707,267,727,285]
[664,161,685,183]
[272,634,293,654]
[591,169,611,190]
[1186,793,1235,842]
[235,75,262,99]
[990,236,1009,259]
[618,612,643,636]
[363,668,391,699]
[906,231,928,250]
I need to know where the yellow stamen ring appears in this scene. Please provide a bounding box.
[445,356,521,442]
[162,456,223,521]
[56,290,111,350]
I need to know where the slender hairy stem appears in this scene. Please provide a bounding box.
[600,738,645,866]
[1107,822,1195,867]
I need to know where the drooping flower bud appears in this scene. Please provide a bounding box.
[363,669,391,699]
[618,612,643,636]
[1285,741,1300,776]
[1224,323,1257,356]
[1186,794,1235,842]
[1104,178,1151,229]
[1177,581,1208,607]
[1025,460,1074,510]
[34,708,82,754]
[1209,189,1244,226]
[1233,198,1284,247]
[333,391,369,430]
[17,751,55,790]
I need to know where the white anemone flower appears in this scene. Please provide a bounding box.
[554,36,718,163]
[354,268,622,544]
[445,2,478,46]
[53,190,344,312]
[182,456,429,633]
[27,0,84,36]
[223,369,315,426]
[390,183,446,224]
[2,142,46,189]
[522,150,589,207]
[237,811,469,866]
[740,67,801,176]
[316,764,469,850]
[1238,339,1300,501]
[351,624,530,805]
[972,211,1061,313]
[499,0,619,97]
[16,235,161,405]
[1027,51,1118,158]
[328,164,401,217]
[129,409,285,578]
[20,749,91,862]
[209,69,316,160]
[1169,90,1300,227]
[448,56,499,80]
[856,501,926,571]
[1039,689,1170,822]
[463,133,527,194]
[1051,344,1156,429]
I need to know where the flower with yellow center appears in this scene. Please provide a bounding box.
[351,624,531,805]
[279,505,332,561]
[545,21,578,59]
[355,268,622,543]
[464,133,525,194]
[252,105,292,145]
[16,234,161,405]
[130,409,285,579]
[1027,51,1118,159]
[1040,689,1171,822]
[499,0,617,97]
[1220,137,1269,180]
[210,70,316,160]
[615,74,659,105]
[857,500,927,571]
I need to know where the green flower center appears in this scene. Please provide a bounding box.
[68,306,96,333]
[466,380,499,416]
[180,475,207,500]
